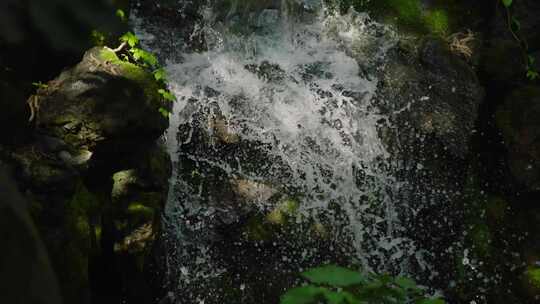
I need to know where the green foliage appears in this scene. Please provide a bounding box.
[158,88,177,102]
[120,32,139,48]
[302,266,367,287]
[281,265,445,304]
[90,7,176,117]
[501,0,512,7]
[499,0,539,81]
[114,33,174,113]
[32,81,48,90]
[116,9,127,22]
[526,56,539,80]
[159,107,171,118]
[90,30,107,46]
[423,9,449,35]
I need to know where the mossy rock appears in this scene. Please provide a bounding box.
[37,47,169,158]
[342,0,480,37]
[98,48,163,105]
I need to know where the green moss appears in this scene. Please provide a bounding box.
[388,0,423,24]
[525,267,540,289]
[349,0,470,37]
[127,202,155,222]
[95,225,102,243]
[424,9,449,35]
[266,197,300,225]
[99,48,161,104]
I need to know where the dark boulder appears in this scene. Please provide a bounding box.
[0,46,171,304]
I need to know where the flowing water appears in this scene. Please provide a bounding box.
[132,1,447,302]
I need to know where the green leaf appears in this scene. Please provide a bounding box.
[394,277,417,290]
[322,290,362,304]
[322,290,347,304]
[131,48,158,67]
[158,107,170,118]
[280,286,325,304]
[120,32,139,48]
[502,0,512,7]
[153,68,168,82]
[90,30,106,46]
[158,89,177,102]
[301,265,366,287]
[343,292,364,304]
[527,70,539,80]
[116,9,126,22]
[511,17,521,31]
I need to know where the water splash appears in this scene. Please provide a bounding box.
[133,1,432,301]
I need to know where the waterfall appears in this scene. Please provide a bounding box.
[132,1,435,302]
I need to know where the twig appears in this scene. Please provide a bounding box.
[106,41,127,53]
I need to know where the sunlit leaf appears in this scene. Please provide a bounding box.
[302,265,366,287]
[120,32,138,47]
[158,107,170,118]
[116,9,126,22]
[153,68,168,82]
[502,0,512,7]
[158,89,177,102]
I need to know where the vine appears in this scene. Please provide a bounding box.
[500,0,539,80]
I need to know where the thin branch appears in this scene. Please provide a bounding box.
[106,41,127,53]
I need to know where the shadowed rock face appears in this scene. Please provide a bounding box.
[0,46,171,304]
[496,86,540,191]
[374,36,484,289]
[0,166,62,304]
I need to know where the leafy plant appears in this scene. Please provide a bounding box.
[500,0,539,81]
[114,31,176,110]
[281,265,445,304]
[91,9,176,118]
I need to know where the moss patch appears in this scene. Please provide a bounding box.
[98,48,162,104]
[424,9,449,35]
[525,267,540,290]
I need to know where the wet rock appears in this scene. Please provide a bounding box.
[231,178,278,203]
[380,37,483,160]
[376,36,484,290]
[496,85,540,191]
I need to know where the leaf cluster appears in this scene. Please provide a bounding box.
[90,9,176,118]
[117,31,175,117]
[281,265,445,304]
